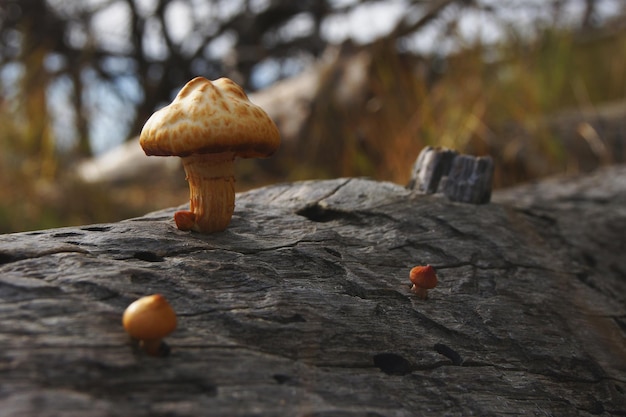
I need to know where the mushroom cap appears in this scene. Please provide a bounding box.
[409,265,438,289]
[139,77,280,158]
[123,294,177,340]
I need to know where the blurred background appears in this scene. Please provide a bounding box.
[1,0,625,233]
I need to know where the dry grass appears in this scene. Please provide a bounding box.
[289,27,626,189]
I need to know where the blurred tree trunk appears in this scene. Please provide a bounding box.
[581,0,597,28]
[71,68,92,158]
[20,13,56,178]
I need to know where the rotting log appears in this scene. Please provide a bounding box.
[1,166,625,416]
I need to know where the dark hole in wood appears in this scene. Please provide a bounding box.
[342,280,368,299]
[296,204,361,224]
[261,313,307,324]
[52,232,83,238]
[81,226,111,232]
[323,247,342,258]
[0,252,19,265]
[133,251,165,262]
[296,205,342,222]
[280,313,306,323]
[273,374,292,384]
[581,252,597,268]
[434,343,463,366]
[130,270,160,284]
[373,353,412,376]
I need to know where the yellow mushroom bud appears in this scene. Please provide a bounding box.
[122,294,177,356]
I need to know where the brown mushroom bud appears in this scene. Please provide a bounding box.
[409,265,438,300]
[122,294,177,356]
[139,77,280,234]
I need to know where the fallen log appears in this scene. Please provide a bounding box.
[1,166,625,416]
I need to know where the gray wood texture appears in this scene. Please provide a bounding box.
[407,146,495,204]
[1,166,625,416]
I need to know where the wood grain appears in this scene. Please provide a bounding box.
[1,168,625,416]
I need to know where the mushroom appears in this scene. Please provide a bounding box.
[139,77,281,233]
[409,265,438,299]
[122,294,177,356]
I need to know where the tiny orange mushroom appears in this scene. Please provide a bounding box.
[409,265,438,300]
[123,294,177,356]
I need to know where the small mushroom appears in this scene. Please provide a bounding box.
[139,77,280,233]
[409,265,438,299]
[122,294,177,356]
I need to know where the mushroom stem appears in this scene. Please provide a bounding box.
[411,285,429,300]
[177,152,236,233]
[140,338,167,356]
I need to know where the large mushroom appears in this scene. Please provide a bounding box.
[139,77,280,233]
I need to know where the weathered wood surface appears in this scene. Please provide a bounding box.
[1,166,625,416]
[407,146,494,204]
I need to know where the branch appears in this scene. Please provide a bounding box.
[387,0,461,41]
